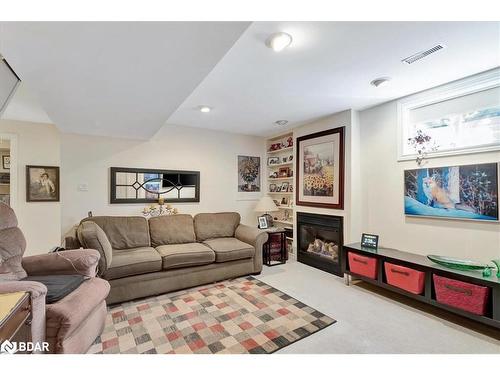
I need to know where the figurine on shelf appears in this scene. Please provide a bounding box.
[142,198,178,218]
[491,259,500,277]
[286,136,293,148]
[269,142,282,152]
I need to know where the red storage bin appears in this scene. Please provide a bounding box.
[433,274,490,316]
[348,252,377,279]
[385,262,425,295]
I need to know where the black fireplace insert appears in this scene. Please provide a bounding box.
[297,212,343,277]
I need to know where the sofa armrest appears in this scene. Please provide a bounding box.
[22,249,100,278]
[235,224,268,274]
[0,281,47,348]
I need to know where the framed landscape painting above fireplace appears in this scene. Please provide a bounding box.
[296,127,345,209]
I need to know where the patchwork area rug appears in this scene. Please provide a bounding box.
[88,276,335,354]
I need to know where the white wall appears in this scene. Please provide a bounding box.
[3,94,497,263]
[61,124,266,235]
[0,120,61,255]
[291,109,362,245]
[359,101,500,262]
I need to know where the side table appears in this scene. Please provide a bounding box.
[262,228,287,267]
[0,292,32,354]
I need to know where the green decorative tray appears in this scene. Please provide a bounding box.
[427,255,490,271]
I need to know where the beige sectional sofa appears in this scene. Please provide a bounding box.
[66,212,268,304]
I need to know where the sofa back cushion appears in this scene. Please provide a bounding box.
[0,203,27,281]
[77,221,113,275]
[63,225,82,249]
[149,214,196,247]
[194,212,241,241]
[81,216,150,250]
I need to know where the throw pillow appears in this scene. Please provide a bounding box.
[77,221,112,276]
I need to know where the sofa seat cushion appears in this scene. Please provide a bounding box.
[203,238,254,263]
[23,275,86,304]
[45,277,110,344]
[103,247,162,280]
[156,243,215,270]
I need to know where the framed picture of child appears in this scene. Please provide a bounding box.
[26,165,60,202]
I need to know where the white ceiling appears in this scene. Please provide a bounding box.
[0,22,250,139]
[1,82,53,124]
[167,22,500,136]
[1,22,499,138]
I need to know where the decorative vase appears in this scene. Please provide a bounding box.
[491,259,500,277]
[483,267,492,277]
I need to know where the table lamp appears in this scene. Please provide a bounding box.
[254,195,279,227]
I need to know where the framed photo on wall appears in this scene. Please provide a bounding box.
[2,155,10,170]
[404,162,499,221]
[296,127,345,209]
[237,155,261,192]
[26,165,60,202]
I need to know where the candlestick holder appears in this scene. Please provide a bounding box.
[142,201,178,218]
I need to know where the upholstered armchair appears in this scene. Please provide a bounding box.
[0,203,110,353]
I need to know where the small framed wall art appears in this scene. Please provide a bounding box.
[2,155,10,170]
[26,165,60,202]
[238,155,261,193]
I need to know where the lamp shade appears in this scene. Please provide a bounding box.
[254,195,279,212]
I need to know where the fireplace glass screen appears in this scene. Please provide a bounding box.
[299,225,339,263]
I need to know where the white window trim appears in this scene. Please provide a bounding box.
[397,68,500,161]
[0,133,18,213]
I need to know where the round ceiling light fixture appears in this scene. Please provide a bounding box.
[199,105,212,113]
[275,120,289,126]
[370,77,391,87]
[266,32,293,52]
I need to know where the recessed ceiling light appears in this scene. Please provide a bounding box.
[199,106,211,113]
[275,120,288,126]
[266,32,293,52]
[370,77,391,87]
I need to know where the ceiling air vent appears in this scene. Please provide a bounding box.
[401,44,445,65]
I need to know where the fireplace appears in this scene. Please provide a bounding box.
[297,212,343,277]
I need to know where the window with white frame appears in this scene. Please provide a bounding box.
[398,69,500,160]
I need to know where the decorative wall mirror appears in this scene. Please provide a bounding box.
[110,167,200,204]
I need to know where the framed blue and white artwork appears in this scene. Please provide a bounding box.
[404,163,499,221]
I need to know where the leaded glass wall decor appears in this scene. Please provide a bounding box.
[110,167,200,203]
